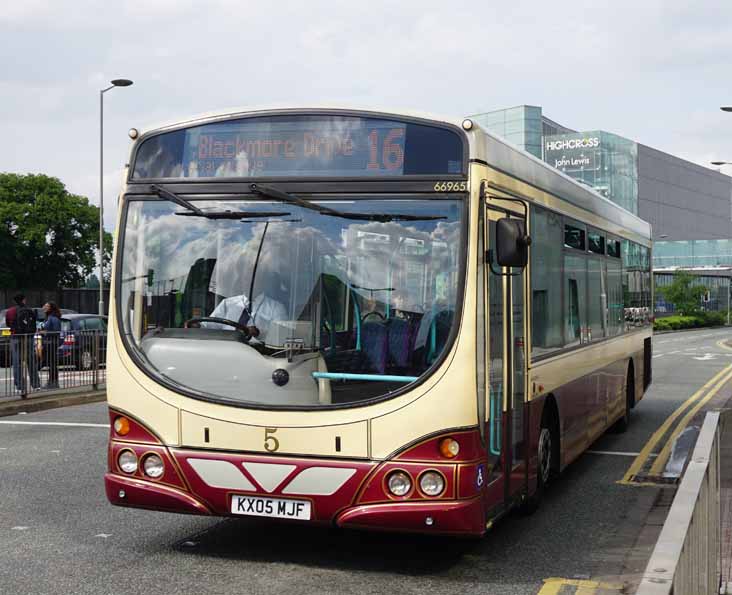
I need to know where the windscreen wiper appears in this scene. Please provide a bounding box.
[249,183,446,223]
[150,185,290,219]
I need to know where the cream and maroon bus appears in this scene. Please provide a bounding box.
[105,108,652,536]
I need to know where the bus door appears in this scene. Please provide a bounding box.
[484,206,528,512]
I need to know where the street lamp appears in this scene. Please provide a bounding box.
[711,161,732,166]
[99,78,133,316]
[721,107,732,112]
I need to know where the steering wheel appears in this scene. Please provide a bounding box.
[185,316,252,340]
[361,311,386,322]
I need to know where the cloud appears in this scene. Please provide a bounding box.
[2,0,732,236]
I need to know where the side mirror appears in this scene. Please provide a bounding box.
[496,218,531,268]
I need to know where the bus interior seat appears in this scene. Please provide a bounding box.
[361,321,388,374]
[387,316,419,368]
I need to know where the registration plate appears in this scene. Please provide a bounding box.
[230,494,311,520]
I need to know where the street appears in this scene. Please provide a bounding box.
[1,328,731,595]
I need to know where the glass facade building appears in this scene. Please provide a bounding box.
[471,105,574,160]
[474,104,732,303]
[654,239,732,268]
[543,131,639,215]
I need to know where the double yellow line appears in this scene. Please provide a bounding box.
[619,362,732,485]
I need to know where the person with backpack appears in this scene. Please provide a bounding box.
[6,293,40,394]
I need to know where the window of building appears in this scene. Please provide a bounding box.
[607,239,621,258]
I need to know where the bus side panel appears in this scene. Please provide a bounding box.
[552,375,590,469]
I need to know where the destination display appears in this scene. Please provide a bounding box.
[132,115,465,179]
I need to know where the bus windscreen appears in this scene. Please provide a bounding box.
[131,115,465,179]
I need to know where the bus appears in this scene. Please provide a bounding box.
[105,108,652,536]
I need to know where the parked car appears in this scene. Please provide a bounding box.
[0,307,77,367]
[56,314,108,370]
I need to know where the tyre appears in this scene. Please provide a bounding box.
[612,364,635,433]
[521,406,557,514]
[76,349,95,371]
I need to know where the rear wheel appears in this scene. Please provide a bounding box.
[612,364,634,433]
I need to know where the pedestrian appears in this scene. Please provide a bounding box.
[7,293,40,395]
[42,301,62,389]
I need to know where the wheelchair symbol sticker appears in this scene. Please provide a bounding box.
[476,464,485,488]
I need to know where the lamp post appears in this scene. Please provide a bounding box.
[99,78,133,316]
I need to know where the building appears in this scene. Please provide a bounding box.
[471,105,732,267]
[471,105,732,315]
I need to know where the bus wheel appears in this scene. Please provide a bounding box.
[612,365,634,433]
[521,410,555,514]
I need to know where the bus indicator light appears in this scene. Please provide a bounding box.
[113,416,131,436]
[439,438,460,459]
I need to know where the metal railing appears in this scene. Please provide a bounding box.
[0,331,106,398]
[637,411,721,595]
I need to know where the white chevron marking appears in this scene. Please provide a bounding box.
[241,462,296,493]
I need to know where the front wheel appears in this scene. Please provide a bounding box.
[520,411,556,514]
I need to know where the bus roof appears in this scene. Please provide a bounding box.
[131,105,651,241]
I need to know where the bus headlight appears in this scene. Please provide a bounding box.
[118,450,138,474]
[419,471,445,497]
[142,454,165,478]
[387,470,412,497]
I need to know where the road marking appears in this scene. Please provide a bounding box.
[652,354,665,359]
[587,450,641,457]
[94,533,112,538]
[649,363,732,476]
[618,363,732,485]
[11,526,29,531]
[538,577,623,594]
[693,353,716,361]
[0,421,109,428]
[719,339,732,352]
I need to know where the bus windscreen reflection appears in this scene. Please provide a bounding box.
[119,196,464,407]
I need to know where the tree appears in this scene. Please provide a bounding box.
[658,271,707,316]
[0,173,112,288]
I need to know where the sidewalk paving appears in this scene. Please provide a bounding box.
[0,385,106,417]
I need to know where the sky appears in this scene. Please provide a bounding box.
[2,0,732,231]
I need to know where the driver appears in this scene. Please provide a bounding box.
[203,270,288,343]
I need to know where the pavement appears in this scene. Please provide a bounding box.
[1,328,731,594]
